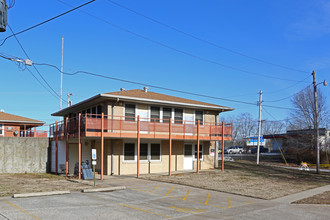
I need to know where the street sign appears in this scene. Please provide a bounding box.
[92,160,97,165]
[92,149,97,160]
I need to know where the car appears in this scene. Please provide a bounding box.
[251,146,268,154]
[224,146,244,154]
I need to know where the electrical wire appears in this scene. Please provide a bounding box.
[34,62,299,111]
[0,0,95,47]
[56,0,309,83]
[7,25,65,102]
[106,0,308,74]
[264,84,313,103]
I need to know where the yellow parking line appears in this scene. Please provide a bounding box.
[228,198,231,208]
[149,185,160,193]
[165,187,174,196]
[120,203,172,219]
[182,190,191,201]
[204,193,211,205]
[130,187,226,209]
[3,200,40,220]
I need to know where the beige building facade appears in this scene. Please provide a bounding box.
[51,89,233,177]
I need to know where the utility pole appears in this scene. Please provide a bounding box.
[60,36,64,109]
[312,70,320,174]
[256,90,262,165]
[68,93,73,107]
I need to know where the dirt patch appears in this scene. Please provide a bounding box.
[141,161,330,200]
[0,173,107,197]
[292,191,330,205]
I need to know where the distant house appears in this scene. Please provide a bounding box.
[0,111,46,137]
[263,128,330,152]
[50,88,234,178]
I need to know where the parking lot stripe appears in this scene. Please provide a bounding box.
[165,187,175,196]
[204,193,211,205]
[228,198,231,208]
[3,200,40,220]
[120,203,172,219]
[182,190,191,201]
[149,185,160,193]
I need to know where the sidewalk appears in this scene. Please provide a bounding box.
[273,184,330,203]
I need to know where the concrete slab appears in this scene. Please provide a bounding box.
[12,190,70,198]
[82,186,126,193]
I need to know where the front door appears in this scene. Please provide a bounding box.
[184,144,193,170]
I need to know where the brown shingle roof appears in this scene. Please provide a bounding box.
[105,89,231,109]
[0,112,44,124]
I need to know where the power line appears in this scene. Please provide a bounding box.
[106,0,309,74]
[34,62,299,111]
[264,84,312,103]
[7,25,65,102]
[56,0,309,83]
[0,0,95,47]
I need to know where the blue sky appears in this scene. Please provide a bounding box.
[0,0,329,127]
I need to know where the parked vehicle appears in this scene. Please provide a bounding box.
[224,146,244,154]
[251,146,268,154]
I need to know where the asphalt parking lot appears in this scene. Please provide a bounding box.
[0,178,329,219]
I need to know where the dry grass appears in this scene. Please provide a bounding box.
[141,161,330,200]
[0,173,106,197]
[292,191,330,204]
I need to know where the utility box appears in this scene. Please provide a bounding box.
[0,0,7,32]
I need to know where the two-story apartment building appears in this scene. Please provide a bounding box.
[50,88,233,179]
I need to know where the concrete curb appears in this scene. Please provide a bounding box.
[82,186,126,193]
[12,191,71,198]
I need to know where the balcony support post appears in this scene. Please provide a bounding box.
[137,116,140,178]
[78,113,82,179]
[222,121,225,172]
[101,113,104,180]
[55,121,58,174]
[197,120,200,173]
[169,118,172,176]
[65,117,69,176]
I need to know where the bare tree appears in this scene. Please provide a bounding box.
[262,120,285,135]
[289,86,329,130]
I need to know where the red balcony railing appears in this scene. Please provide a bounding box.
[50,114,232,140]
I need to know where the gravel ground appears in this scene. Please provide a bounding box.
[0,173,108,197]
[141,161,330,200]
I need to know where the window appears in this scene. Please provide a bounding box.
[174,109,183,124]
[163,108,172,123]
[0,124,3,135]
[97,105,102,118]
[151,106,160,122]
[92,106,97,118]
[194,144,203,160]
[140,143,148,160]
[195,110,203,125]
[125,104,135,121]
[124,143,135,161]
[150,144,161,160]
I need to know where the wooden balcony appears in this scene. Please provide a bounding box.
[50,114,232,141]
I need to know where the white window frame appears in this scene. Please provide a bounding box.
[0,124,3,136]
[194,110,204,125]
[193,143,203,161]
[122,141,161,162]
[123,142,136,162]
[124,103,136,121]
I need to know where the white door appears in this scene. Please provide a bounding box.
[184,144,193,170]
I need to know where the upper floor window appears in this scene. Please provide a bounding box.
[163,108,171,123]
[125,104,136,121]
[0,124,3,135]
[174,109,183,124]
[195,110,203,125]
[151,106,160,122]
